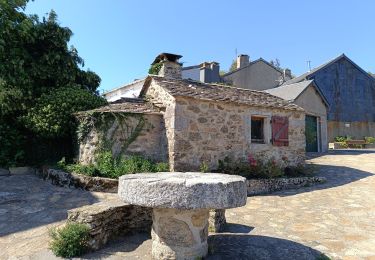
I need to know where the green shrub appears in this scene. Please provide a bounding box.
[365,136,375,144]
[334,135,353,142]
[200,161,209,173]
[218,155,306,179]
[155,162,169,172]
[66,164,100,177]
[49,223,90,258]
[95,151,116,177]
[60,152,169,179]
[0,123,25,167]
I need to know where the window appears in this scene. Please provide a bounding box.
[251,116,265,143]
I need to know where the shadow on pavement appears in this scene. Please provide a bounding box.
[267,164,373,197]
[207,233,325,260]
[0,174,99,237]
[223,223,254,234]
[307,149,375,159]
[82,232,151,259]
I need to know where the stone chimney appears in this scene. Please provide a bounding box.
[236,54,250,69]
[151,53,182,79]
[200,62,220,83]
[283,68,292,80]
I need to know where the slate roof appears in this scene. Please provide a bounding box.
[265,80,329,107]
[147,76,303,111]
[222,58,284,77]
[285,54,375,85]
[77,98,161,115]
[265,80,314,101]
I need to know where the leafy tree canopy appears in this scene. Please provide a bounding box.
[270,58,281,70]
[229,59,237,72]
[22,86,106,138]
[0,0,106,166]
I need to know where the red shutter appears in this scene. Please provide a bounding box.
[272,116,289,146]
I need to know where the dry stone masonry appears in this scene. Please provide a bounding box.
[118,172,247,260]
[67,199,152,250]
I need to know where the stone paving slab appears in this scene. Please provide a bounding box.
[0,174,116,259]
[2,150,375,259]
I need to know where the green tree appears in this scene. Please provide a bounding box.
[229,59,237,72]
[0,0,106,166]
[270,58,281,70]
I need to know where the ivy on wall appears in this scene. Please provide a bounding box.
[148,62,162,75]
[76,112,150,158]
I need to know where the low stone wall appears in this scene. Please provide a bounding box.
[39,168,118,193]
[67,199,152,250]
[246,176,326,196]
[68,199,226,251]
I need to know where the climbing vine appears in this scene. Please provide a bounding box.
[76,112,149,159]
[148,62,163,75]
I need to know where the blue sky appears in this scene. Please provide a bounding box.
[26,0,375,92]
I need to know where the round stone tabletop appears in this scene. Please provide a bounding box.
[118,172,247,209]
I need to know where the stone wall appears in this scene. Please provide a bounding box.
[39,168,118,193]
[79,113,168,165]
[171,96,305,171]
[68,199,226,251]
[67,199,152,250]
[144,81,177,170]
[246,176,326,196]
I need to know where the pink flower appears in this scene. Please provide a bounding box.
[248,154,258,167]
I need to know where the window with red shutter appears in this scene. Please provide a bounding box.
[272,116,289,146]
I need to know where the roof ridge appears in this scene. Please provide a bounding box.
[150,76,304,111]
[153,76,283,96]
[221,58,263,76]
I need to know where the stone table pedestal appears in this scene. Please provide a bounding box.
[152,208,209,259]
[118,172,247,260]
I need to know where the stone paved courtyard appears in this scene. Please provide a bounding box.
[1,150,375,259]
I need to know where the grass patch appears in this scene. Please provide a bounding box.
[49,223,90,258]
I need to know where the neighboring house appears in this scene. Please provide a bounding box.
[266,80,329,152]
[103,54,291,102]
[181,62,220,83]
[222,54,292,90]
[78,53,306,171]
[283,54,375,141]
[104,78,146,102]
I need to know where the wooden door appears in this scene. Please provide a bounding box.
[305,115,318,152]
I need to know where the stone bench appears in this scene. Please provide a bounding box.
[118,172,247,260]
[67,199,152,250]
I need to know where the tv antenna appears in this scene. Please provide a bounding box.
[306,60,312,72]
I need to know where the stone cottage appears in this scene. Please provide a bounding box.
[78,53,306,171]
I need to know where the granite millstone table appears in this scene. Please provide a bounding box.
[118,172,247,260]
